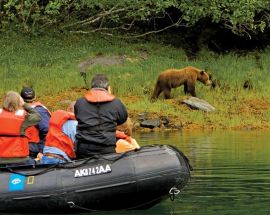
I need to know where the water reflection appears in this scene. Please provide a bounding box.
[132,130,270,215]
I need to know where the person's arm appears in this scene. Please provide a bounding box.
[62,120,78,143]
[116,100,128,126]
[35,106,50,139]
[20,103,41,136]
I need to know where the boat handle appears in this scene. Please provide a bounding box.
[169,187,181,201]
[169,187,180,195]
[67,201,75,208]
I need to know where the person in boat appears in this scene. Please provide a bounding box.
[115,117,140,153]
[0,91,41,165]
[74,73,128,158]
[38,102,77,164]
[20,87,51,158]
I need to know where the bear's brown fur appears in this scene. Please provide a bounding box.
[151,66,212,99]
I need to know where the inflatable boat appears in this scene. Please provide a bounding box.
[0,145,191,213]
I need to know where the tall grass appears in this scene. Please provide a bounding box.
[1,32,269,96]
[0,32,270,129]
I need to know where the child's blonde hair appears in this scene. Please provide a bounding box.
[2,91,21,112]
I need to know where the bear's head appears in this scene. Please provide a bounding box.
[198,70,212,86]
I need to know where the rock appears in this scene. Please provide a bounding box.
[78,55,125,73]
[138,112,148,122]
[160,116,170,127]
[140,119,160,129]
[181,97,215,112]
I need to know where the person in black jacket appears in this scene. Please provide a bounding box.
[74,74,128,157]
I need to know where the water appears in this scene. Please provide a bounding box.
[3,131,270,215]
[91,130,270,215]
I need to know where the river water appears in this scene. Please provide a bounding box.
[91,130,270,215]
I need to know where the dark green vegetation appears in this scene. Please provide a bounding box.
[1,1,269,35]
[1,0,270,57]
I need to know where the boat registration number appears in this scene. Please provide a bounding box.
[74,164,112,178]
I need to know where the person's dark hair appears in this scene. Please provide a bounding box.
[20,87,35,102]
[90,74,109,90]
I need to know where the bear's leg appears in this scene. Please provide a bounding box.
[164,88,171,99]
[184,82,188,94]
[151,84,163,99]
[187,85,196,97]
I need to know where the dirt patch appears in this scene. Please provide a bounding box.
[240,99,270,115]
[39,87,87,111]
[121,96,140,104]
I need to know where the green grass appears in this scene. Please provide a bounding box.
[1,32,270,130]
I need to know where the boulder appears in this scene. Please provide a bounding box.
[140,119,161,129]
[181,97,215,112]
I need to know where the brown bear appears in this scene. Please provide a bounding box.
[151,66,212,99]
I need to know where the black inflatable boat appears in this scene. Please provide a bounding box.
[0,145,191,213]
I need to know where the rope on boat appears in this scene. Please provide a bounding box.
[66,195,163,212]
[0,144,188,180]
[0,164,59,177]
[0,149,137,177]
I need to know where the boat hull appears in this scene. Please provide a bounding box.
[0,145,191,213]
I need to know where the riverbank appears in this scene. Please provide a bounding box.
[1,33,270,131]
[37,86,270,132]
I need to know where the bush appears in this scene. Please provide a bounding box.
[1,0,269,37]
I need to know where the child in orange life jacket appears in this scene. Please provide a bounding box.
[38,101,77,164]
[115,117,140,153]
[0,91,41,166]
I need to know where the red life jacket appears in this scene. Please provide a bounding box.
[25,101,51,143]
[84,89,115,103]
[0,108,29,158]
[116,130,132,143]
[45,110,76,159]
[115,130,140,153]
[25,126,40,143]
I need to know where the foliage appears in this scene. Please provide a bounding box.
[1,0,269,37]
[177,0,270,37]
[0,0,178,33]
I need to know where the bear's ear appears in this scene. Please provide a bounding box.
[200,70,205,75]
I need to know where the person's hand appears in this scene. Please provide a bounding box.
[35,152,43,161]
[108,86,112,94]
[19,96,25,106]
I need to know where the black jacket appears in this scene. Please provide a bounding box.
[74,89,128,156]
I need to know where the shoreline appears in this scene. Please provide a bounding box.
[37,87,270,132]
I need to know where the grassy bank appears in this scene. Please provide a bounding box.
[1,32,270,130]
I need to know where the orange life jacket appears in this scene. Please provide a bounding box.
[84,89,115,103]
[115,130,140,153]
[0,108,29,158]
[45,110,76,159]
[25,126,40,143]
[116,130,132,143]
[25,101,51,143]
